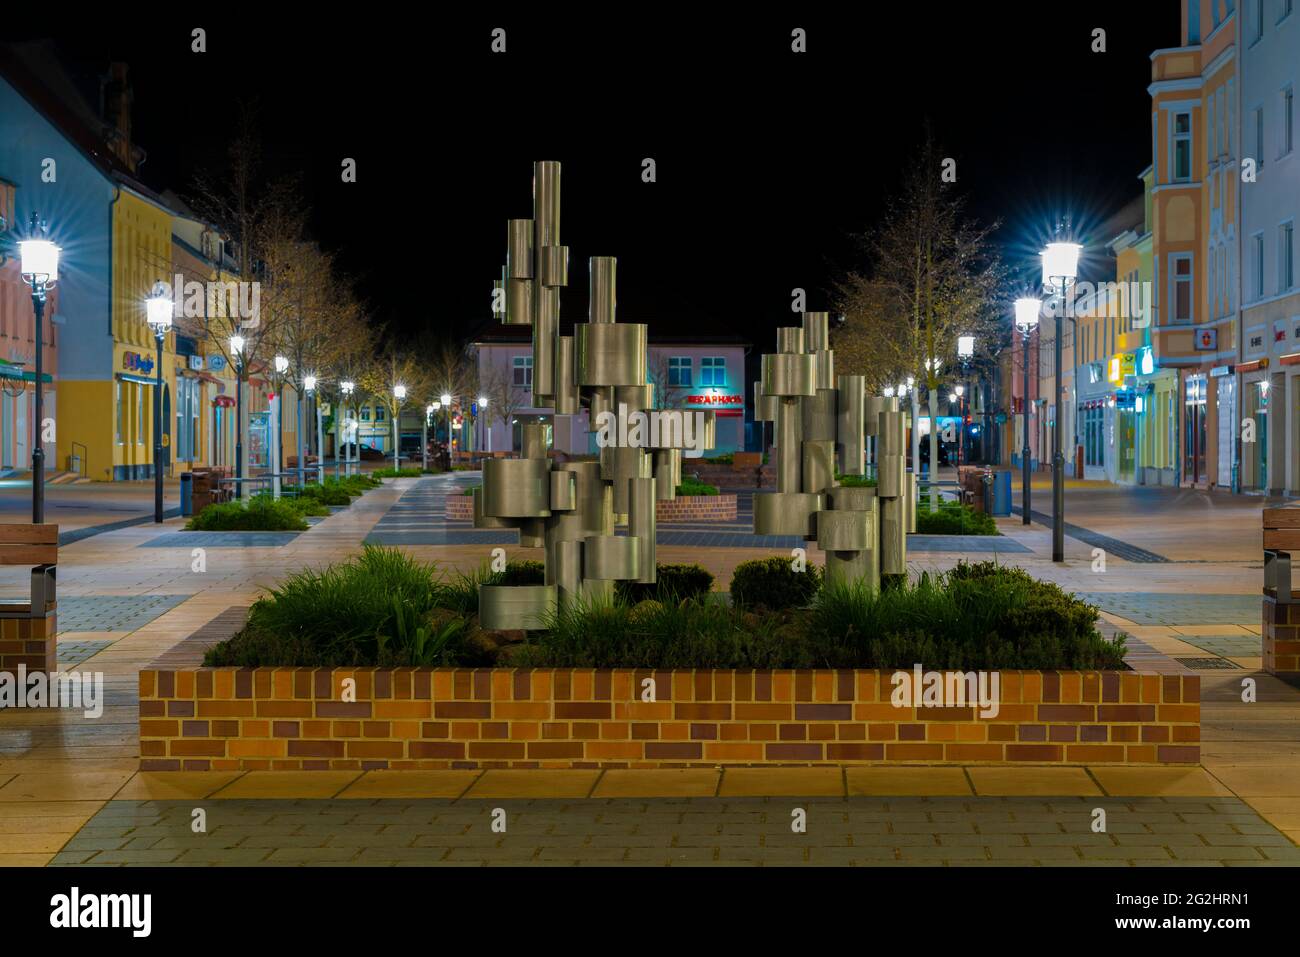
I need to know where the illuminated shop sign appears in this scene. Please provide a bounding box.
[123,351,154,375]
[685,393,743,406]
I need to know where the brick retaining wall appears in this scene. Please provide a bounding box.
[0,607,56,677]
[1263,595,1300,677]
[138,667,1200,770]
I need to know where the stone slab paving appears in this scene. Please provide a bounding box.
[54,595,191,633]
[1073,593,1263,626]
[44,795,1300,866]
[139,531,303,548]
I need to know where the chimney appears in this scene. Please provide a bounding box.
[101,62,135,172]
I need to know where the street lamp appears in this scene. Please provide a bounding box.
[1041,237,1082,562]
[303,374,322,484]
[1014,297,1042,526]
[17,215,60,524]
[230,335,246,498]
[392,384,407,471]
[478,395,489,453]
[272,356,289,497]
[440,392,452,463]
[145,281,173,522]
[340,380,355,477]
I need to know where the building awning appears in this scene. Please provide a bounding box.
[0,363,52,384]
[116,372,157,386]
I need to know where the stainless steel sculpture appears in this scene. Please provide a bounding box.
[479,162,908,627]
[752,312,910,589]
[477,161,716,629]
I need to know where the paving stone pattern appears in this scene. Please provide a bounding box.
[55,595,191,633]
[1074,593,1263,626]
[49,797,1300,867]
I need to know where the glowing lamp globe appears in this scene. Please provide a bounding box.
[1041,242,1082,291]
[1014,297,1042,333]
[19,238,60,283]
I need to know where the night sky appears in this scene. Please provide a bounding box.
[7,5,1179,350]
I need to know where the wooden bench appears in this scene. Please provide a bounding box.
[0,523,58,676]
[1263,507,1300,602]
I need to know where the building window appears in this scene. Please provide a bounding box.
[360,407,371,422]
[136,383,145,444]
[1171,255,1193,323]
[375,405,385,422]
[1173,112,1192,182]
[700,357,726,387]
[1253,231,1263,295]
[1208,95,1217,162]
[512,355,532,387]
[1281,0,1293,22]
[1282,86,1295,157]
[1282,222,1296,292]
[1209,245,1217,318]
[116,381,125,445]
[1253,0,1265,41]
[1254,233,1266,298]
[1254,106,1266,163]
[668,356,692,387]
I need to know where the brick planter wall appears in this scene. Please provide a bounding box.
[1262,595,1300,677]
[445,495,475,521]
[0,608,56,677]
[445,494,737,523]
[655,494,737,522]
[138,667,1199,771]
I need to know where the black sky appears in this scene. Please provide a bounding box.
[6,4,1180,350]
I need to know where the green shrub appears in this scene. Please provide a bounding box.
[186,496,310,531]
[203,545,487,667]
[835,474,878,488]
[729,557,822,611]
[807,562,1125,670]
[463,485,480,496]
[510,595,810,669]
[372,467,423,478]
[253,492,329,517]
[283,483,353,506]
[617,563,715,603]
[676,478,720,496]
[916,499,998,535]
[703,453,734,465]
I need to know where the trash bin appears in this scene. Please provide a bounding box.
[180,472,193,517]
[990,469,1012,517]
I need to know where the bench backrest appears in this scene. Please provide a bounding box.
[1263,508,1300,550]
[0,524,58,565]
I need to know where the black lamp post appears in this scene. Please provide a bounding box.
[1014,298,1042,526]
[1042,237,1082,564]
[231,335,246,499]
[17,214,60,524]
[146,281,174,522]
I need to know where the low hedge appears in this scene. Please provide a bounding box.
[675,478,720,496]
[372,467,424,478]
[835,474,878,488]
[617,563,714,603]
[204,550,1125,671]
[729,556,822,611]
[916,499,998,535]
[186,496,310,532]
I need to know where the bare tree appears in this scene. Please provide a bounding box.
[478,360,530,453]
[833,130,1006,501]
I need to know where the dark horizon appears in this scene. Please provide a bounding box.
[3,5,1180,349]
